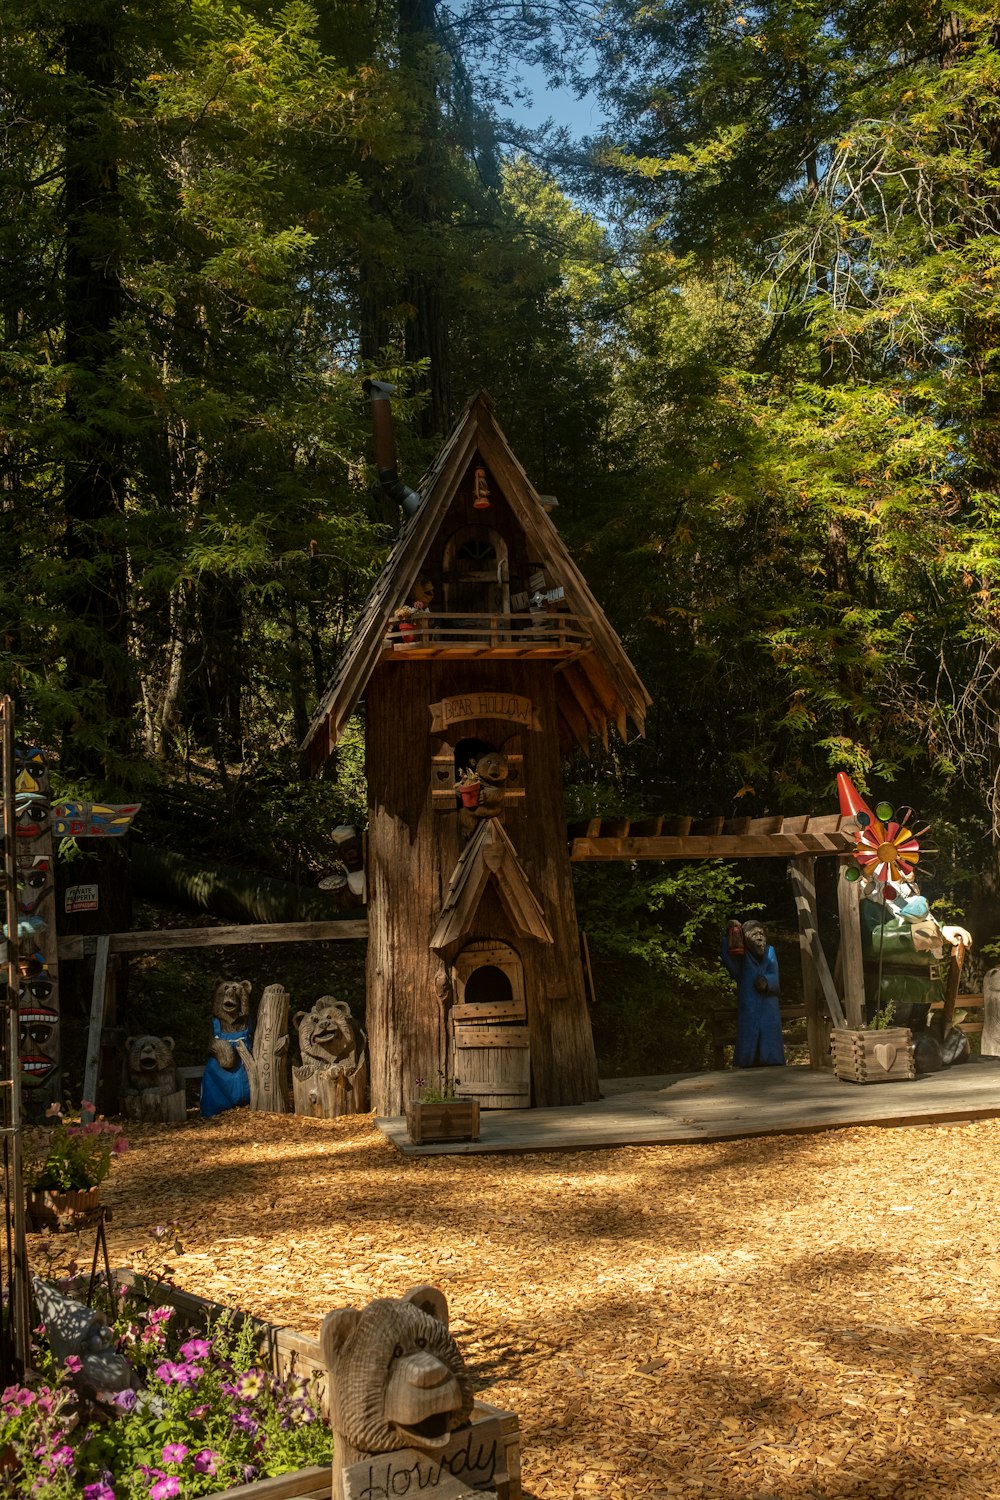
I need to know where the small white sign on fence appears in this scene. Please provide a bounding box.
[65,883,99,914]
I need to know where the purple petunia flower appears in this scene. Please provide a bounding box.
[231,1408,258,1437]
[154,1360,202,1388]
[64,1355,82,1374]
[193,1449,218,1476]
[235,1369,265,1401]
[242,1466,258,1484]
[113,1388,137,1411]
[161,1443,188,1464]
[83,1483,116,1500]
[149,1479,180,1500]
[179,1337,211,1361]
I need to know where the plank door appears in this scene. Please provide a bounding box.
[451,941,531,1109]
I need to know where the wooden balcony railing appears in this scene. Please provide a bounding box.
[383,611,592,659]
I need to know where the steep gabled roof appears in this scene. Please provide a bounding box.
[300,391,652,768]
[429,819,553,953]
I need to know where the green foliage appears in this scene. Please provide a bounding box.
[575,860,756,1072]
[24,1106,128,1191]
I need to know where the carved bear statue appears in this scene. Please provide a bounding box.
[459,751,509,838]
[292,997,368,1118]
[200,979,252,1118]
[121,1035,185,1123]
[321,1285,477,1500]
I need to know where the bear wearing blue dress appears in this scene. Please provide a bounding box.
[200,979,253,1117]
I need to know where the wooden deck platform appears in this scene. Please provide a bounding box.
[378,1055,1000,1156]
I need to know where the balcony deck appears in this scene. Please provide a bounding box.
[381,611,592,661]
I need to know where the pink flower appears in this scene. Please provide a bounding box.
[193,1450,218,1476]
[161,1443,188,1464]
[64,1355,82,1374]
[84,1484,115,1500]
[113,1138,128,1155]
[179,1337,210,1361]
[50,1444,74,1469]
[149,1480,180,1500]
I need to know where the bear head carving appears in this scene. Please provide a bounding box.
[125,1035,177,1091]
[474,751,508,788]
[295,998,359,1071]
[321,1284,474,1456]
[211,979,251,1028]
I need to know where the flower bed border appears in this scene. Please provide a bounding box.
[103,1272,520,1500]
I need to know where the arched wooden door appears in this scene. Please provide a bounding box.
[451,940,530,1109]
[442,526,509,616]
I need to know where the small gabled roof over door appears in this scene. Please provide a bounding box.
[429,819,553,954]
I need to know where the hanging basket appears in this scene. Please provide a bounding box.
[26,1186,103,1233]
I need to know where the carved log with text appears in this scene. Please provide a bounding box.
[236,982,290,1113]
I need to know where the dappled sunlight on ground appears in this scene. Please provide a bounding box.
[31,1111,1000,1498]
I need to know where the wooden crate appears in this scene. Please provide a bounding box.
[831,1026,915,1084]
[406,1099,481,1143]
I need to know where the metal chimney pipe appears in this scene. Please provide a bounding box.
[363,379,421,517]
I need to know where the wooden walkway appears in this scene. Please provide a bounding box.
[378,1055,1000,1156]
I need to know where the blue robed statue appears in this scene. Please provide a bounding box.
[719,919,786,1068]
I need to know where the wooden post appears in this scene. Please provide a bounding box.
[836,862,866,1029]
[941,939,966,1034]
[789,857,847,1066]
[81,935,110,1123]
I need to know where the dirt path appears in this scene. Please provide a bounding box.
[37,1112,1000,1499]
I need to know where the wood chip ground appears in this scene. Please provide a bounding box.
[31,1112,1000,1499]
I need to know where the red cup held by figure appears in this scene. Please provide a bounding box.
[727,920,745,957]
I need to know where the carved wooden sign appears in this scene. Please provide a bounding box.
[429,694,539,732]
[341,1416,505,1497]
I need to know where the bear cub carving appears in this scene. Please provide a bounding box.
[121,1035,184,1122]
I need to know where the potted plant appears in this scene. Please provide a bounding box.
[831,1001,915,1084]
[24,1103,128,1231]
[391,603,418,642]
[454,766,481,808]
[405,1074,480,1144]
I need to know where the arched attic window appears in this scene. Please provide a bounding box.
[443,525,509,615]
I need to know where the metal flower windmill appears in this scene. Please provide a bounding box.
[836,773,933,903]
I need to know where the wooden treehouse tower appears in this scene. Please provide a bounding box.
[301,391,651,1117]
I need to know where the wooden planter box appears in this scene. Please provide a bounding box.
[831,1027,915,1084]
[27,1186,103,1232]
[406,1099,481,1144]
[104,1274,519,1499]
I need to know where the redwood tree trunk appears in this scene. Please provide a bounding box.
[365,659,599,1117]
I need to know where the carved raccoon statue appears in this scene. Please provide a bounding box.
[292,997,369,1118]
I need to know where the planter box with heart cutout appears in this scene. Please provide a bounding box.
[831,1026,915,1084]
